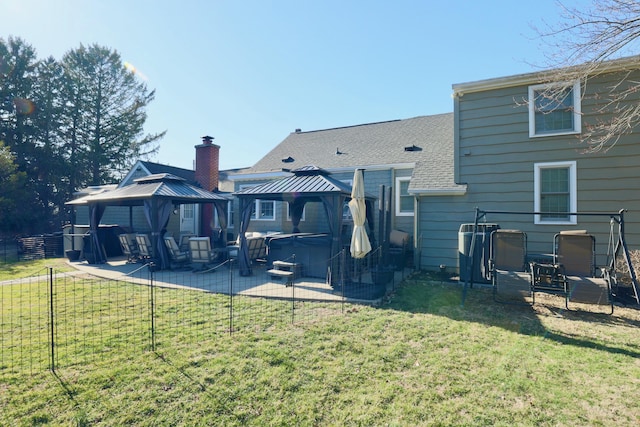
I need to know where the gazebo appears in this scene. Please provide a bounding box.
[66,173,230,269]
[233,166,377,276]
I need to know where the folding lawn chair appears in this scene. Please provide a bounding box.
[490,230,532,305]
[554,232,614,314]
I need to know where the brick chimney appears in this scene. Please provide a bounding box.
[195,135,220,239]
[195,135,220,191]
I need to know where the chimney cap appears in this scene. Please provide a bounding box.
[295,128,301,133]
[201,135,214,144]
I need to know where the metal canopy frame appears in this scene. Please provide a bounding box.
[462,207,639,306]
[233,166,377,277]
[66,174,230,269]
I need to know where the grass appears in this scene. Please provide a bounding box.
[0,257,74,281]
[1,263,640,426]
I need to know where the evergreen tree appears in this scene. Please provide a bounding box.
[0,142,29,236]
[61,44,164,185]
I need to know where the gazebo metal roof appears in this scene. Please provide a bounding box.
[65,173,230,269]
[233,166,374,201]
[67,173,231,206]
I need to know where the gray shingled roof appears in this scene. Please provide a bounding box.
[241,113,463,193]
[140,161,196,184]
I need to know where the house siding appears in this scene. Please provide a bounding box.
[420,70,640,274]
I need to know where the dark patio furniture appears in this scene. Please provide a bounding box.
[490,230,532,305]
[553,232,614,314]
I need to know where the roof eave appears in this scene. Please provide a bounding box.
[452,55,640,96]
[409,186,467,196]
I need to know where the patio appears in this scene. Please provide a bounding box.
[67,256,406,303]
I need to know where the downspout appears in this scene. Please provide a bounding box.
[453,91,462,184]
[413,193,420,270]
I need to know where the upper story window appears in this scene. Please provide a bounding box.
[534,161,577,225]
[395,176,414,216]
[528,81,581,138]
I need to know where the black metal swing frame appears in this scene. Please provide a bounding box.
[462,207,640,308]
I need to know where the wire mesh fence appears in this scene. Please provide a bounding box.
[1,248,409,375]
[0,238,18,263]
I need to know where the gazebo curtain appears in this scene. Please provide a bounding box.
[89,203,107,264]
[290,199,306,233]
[209,201,227,247]
[143,199,172,269]
[365,199,377,249]
[238,197,256,276]
[320,194,345,269]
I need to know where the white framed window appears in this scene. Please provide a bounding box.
[534,161,577,225]
[286,202,305,221]
[212,203,233,228]
[227,202,234,228]
[341,179,353,221]
[395,177,414,216]
[239,184,276,221]
[529,81,581,138]
[252,199,275,221]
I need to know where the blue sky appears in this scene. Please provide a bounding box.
[2,0,591,171]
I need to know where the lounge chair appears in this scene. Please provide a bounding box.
[247,235,267,263]
[554,232,614,314]
[189,237,217,270]
[135,234,153,262]
[178,233,196,252]
[489,230,532,305]
[118,233,139,263]
[164,236,190,269]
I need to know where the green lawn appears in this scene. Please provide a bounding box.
[0,257,73,281]
[1,264,639,426]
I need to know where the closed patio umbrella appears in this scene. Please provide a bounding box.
[348,169,371,259]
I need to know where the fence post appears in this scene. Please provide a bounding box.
[229,259,233,336]
[340,249,346,312]
[149,263,156,352]
[48,267,55,372]
[291,254,296,324]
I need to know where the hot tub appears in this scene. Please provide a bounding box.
[266,233,332,279]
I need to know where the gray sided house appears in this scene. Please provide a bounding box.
[415,56,640,275]
[228,114,456,261]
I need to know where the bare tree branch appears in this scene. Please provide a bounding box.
[529,0,640,152]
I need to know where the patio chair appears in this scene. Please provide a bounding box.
[554,232,614,314]
[164,236,190,269]
[135,234,153,262]
[118,233,140,263]
[178,233,196,252]
[489,230,532,305]
[189,237,217,270]
[247,236,267,264]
